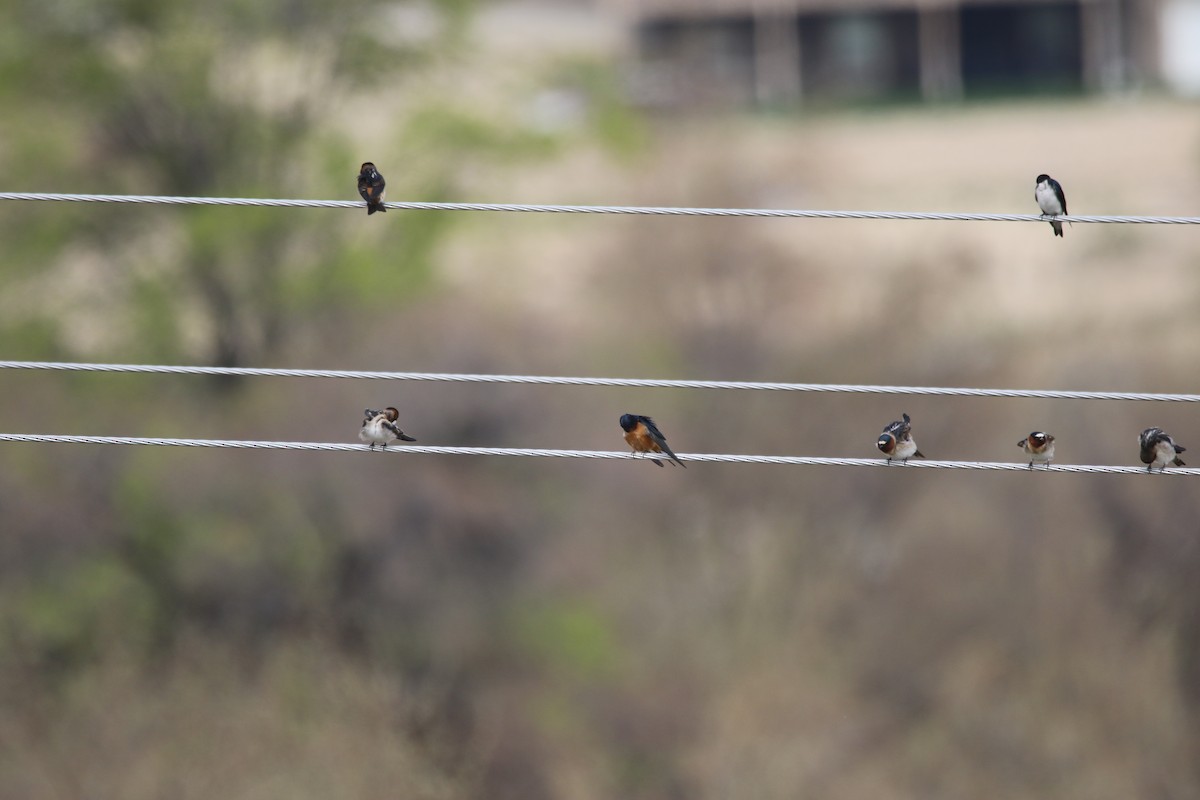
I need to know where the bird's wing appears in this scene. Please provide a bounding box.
[1054,181,1067,215]
[642,417,685,467]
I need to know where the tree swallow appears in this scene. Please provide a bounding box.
[877,412,925,464]
[1139,427,1186,472]
[619,413,685,467]
[1018,431,1055,469]
[1034,174,1067,237]
[357,162,387,215]
[360,407,416,449]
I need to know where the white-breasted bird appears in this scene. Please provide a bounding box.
[359,407,416,450]
[877,413,925,464]
[1034,173,1068,238]
[1139,427,1185,472]
[1018,431,1055,469]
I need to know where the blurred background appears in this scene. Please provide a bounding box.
[2,0,1200,797]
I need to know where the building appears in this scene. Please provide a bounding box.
[601,0,1166,107]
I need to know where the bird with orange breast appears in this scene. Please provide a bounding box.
[357,162,387,215]
[619,413,685,468]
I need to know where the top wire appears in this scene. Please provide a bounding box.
[0,192,1197,224]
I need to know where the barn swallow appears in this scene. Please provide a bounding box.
[359,407,416,449]
[1018,431,1055,469]
[877,412,925,464]
[357,162,387,215]
[1034,174,1067,237]
[619,413,685,468]
[1139,427,1186,472]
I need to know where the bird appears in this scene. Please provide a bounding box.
[359,407,416,450]
[357,162,387,215]
[1138,427,1186,472]
[877,412,925,464]
[619,413,685,468]
[1034,173,1067,237]
[1018,431,1056,469]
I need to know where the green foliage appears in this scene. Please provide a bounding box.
[545,57,647,157]
[0,556,156,676]
[0,0,489,372]
[511,599,622,681]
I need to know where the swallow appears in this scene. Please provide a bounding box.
[1034,173,1067,237]
[877,412,925,464]
[1018,431,1056,469]
[357,162,387,215]
[1139,427,1186,472]
[619,413,685,468]
[359,407,416,450]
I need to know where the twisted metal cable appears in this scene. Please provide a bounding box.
[0,192,1195,225]
[0,433,1192,474]
[1,361,1198,402]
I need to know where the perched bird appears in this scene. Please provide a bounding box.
[619,413,685,468]
[1034,173,1067,237]
[1139,427,1186,472]
[357,162,387,215]
[877,412,925,464]
[1018,431,1056,469]
[359,407,416,450]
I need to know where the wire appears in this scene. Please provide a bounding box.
[1,360,1197,402]
[0,192,1194,225]
[0,433,1191,473]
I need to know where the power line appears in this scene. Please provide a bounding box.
[0,433,1190,473]
[0,192,1194,225]
[1,360,1197,402]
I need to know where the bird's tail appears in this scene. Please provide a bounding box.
[1051,220,1063,237]
[399,433,416,442]
[660,444,687,468]
[914,449,927,459]
[1174,456,1186,467]
[367,202,387,215]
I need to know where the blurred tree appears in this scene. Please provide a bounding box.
[0,0,483,371]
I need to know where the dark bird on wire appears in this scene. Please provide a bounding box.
[1018,431,1056,469]
[359,407,416,450]
[1034,173,1067,237]
[357,162,387,215]
[1139,427,1185,472]
[877,412,925,464]
[619,413,685,468]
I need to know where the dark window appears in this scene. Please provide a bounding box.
[799,11,921,100]
[961,3,1082,95]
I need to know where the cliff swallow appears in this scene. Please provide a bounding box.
[1139,427,1186,472]
[619,413,685,468]
[1018,431,1055,469]
[357,162,387,215]
[877,412,925,464]
[359,407,416,449]
[1034,174,1067,237]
